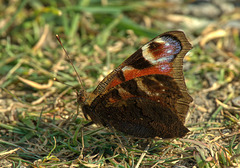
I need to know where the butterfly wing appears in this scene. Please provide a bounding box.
[83,74,190,138]
[82,31,192,138]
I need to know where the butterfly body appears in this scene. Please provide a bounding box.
[79,31,192,138]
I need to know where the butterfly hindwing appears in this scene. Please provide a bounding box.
[83,74,189,138]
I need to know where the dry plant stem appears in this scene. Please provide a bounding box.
[135,142,151,168]
[32,24,49,51]
[32,88,56,105]
[18,76,53,90]
[216,99,240,113]
[209,93,233,122]
[223,110,240,126]
[111,127,129,157]
[79,127,84,160]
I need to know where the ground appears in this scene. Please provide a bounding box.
[0,0,240,167]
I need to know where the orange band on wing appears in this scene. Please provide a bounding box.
[107,63,173,89]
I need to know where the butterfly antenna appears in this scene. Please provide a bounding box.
[56,35,85,90]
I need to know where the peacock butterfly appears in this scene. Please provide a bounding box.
[77,31,193,138]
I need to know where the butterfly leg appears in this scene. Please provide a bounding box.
[78,121,95,159]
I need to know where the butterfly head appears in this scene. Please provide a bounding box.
[76,89,88,105]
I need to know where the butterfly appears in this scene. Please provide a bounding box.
[77,31,193,138]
